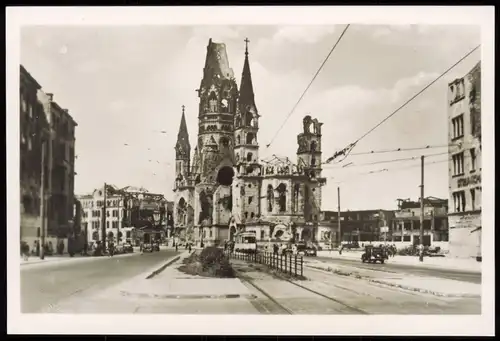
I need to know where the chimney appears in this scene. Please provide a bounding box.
[46,93,54,101]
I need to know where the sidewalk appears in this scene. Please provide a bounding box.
[20,251,137,267]
[317,250,482,273]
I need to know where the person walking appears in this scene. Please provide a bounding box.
[188,242,192,253]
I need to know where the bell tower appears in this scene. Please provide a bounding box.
[196,39,239,183]
[234,38,260,174]
[174,105,191,190]
[297,115,325,222]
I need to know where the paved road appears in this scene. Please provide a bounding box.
[21,250,179,313]
[314,256,481,284]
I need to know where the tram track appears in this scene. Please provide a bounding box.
[233,266,369,315]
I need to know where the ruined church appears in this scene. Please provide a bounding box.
[173,38,326,246]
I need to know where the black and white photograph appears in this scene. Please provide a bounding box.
[6,6,494,336]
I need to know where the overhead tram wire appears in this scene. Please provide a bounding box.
[265,24,351,149]
[330,153,473,185]
[322,151,448,169]
[324,44,481,165]
[347,143,456,157]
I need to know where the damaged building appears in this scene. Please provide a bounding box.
[173,39,326,246]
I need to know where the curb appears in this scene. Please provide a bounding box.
[20,252,137,267]
[119,291,256,300]
[367,278,481,298]
[146,252,188,279]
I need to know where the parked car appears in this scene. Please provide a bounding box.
[361,245,388,264]
[123,242,134,253]
[296,243,317,257]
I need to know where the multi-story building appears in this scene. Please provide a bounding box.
[447,61,482,260]
[20,65,49,248]
[391,197,448,247]
[173,39,327,246]
[20,65,78,253]
[78,185,167,245]
[320,209,395,246]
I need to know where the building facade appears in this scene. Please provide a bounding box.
[20,65,48,247]
[20,65,78,253]
[320,209,395,245]
[78,185,167,245]
[173,39,326,246]
[447,61,482,260]
[391,197,448,247]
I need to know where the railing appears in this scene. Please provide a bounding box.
[226,251,304,278]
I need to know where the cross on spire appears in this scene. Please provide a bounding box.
[182,105,185,114]
[244,37,250,55]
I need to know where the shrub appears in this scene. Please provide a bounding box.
[199,246,225,267]
[178,247,235,278]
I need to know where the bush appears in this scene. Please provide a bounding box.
[178,247,235,278]
[199,246,225,267]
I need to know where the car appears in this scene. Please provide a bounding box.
[123,243,134,253]
[295,243,317,257]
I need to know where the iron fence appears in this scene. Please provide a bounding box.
[226,251,303,278]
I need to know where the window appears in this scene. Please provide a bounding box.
[470,189,476,211]
[28,103,33,118]
[27,136,32,151]
[260,230,265,240]
[209,229,213,238]
[106,221,110,229]
[21,94,27,112]
[470,149,476,171]
[246,152,253,162]
[452,152,464,176]
[106,210,110,217]
[251,212,255,218]
[453,191,466,213]
[248,196,253,204]
[244,212,249,219]
[113,209,118,217]
[96,221,100,229]
[452,115,464,139]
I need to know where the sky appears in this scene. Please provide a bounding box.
[20,24,481,211]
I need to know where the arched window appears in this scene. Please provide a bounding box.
[245,112,253,126]
[246,133,255,145]
[267,184,274,212]
[311,156,316,166]
[246,152,253,162]
[208,92,218,112]
[310,141,317,152]
[277,183,287,212]
[237,135,241,145]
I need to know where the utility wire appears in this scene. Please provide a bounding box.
[347,143,455,156]
[266,24,351,149]
[325,44,481,164]
[330,153,473,184]
[323,151,448,169]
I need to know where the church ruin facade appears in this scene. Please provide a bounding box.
[173,39,327,246]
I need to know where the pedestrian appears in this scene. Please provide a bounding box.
[339,244,343,255]
[175,242,178,252]
[188,242,192,253]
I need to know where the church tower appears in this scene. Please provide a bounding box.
[196,39,239,183]
[234,38,260,173]
[174,105,191,188]
[232,38,262,228]
[297,116,324,222]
